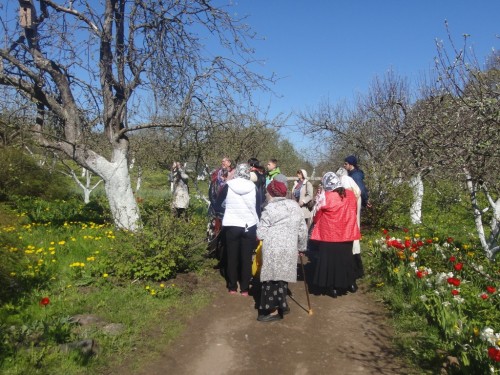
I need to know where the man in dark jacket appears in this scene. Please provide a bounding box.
[344,155,370,208]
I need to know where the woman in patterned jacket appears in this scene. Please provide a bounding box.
[256,178,308,322]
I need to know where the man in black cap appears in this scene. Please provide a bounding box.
[344,155,370,208]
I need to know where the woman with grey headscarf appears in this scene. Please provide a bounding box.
[214,163,260,296]
[310,172,360,298]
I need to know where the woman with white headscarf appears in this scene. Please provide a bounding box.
[214,163,259,296]
[310,172,360,298]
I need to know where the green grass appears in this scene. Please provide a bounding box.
[0,194,215,375]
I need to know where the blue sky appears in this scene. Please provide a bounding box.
[229,1,499,151]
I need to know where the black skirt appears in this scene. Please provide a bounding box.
[313,241,355,289]
[259,281,288,312]
[353,253,364,279]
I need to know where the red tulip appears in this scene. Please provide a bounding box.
[488,347,500,362]
[451,289,459,296]
[40,297,50,306]
[449,256,456,262]
[416,270,424,279]
[454,263,463,271]
[383,229,389,235]
[480,294,489,300]
[402,228,409,233]
[486,286,496,294]
[447,237,454,243]
[447,277,461,287]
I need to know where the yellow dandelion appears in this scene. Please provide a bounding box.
[150,290,156,296]
[414,233,420,238]
[58,240,66,245]
[145,285,150,290]
[10,272,16,277]
[393,268,399,273]
[103,273,109,278]
[160,283,165,288]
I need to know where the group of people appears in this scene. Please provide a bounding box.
[207,155,370,322]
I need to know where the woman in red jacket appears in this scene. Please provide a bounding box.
[310,172,360,298]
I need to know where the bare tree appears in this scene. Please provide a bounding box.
[298,71,435,224]
[434,30,500,259]
[1,0,271,230]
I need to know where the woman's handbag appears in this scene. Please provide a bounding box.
[252,241,263,277]
[305,199,315,210]
[304,181,315,210]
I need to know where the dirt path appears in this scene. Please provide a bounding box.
[126,257,417,375]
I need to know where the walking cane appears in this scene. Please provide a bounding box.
[299,254,313,315]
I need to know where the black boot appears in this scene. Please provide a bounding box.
[327,287,338,298]
[349,282,358,293]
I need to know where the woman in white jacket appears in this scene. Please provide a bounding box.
[214,163,260,296]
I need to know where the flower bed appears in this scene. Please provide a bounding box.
[367,228,499,373]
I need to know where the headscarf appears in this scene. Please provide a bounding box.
[234,163,251,180]
[322,172,342,191]
[335,167,347,177]
[300,169,308,179]
[273,173,288,184]
[267,179,288,197]
[336,167,361,198]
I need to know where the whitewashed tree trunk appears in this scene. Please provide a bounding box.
[409,173,423,225]
[463,167,499,259]
[135,166,142,193]
[86,147,141,231]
